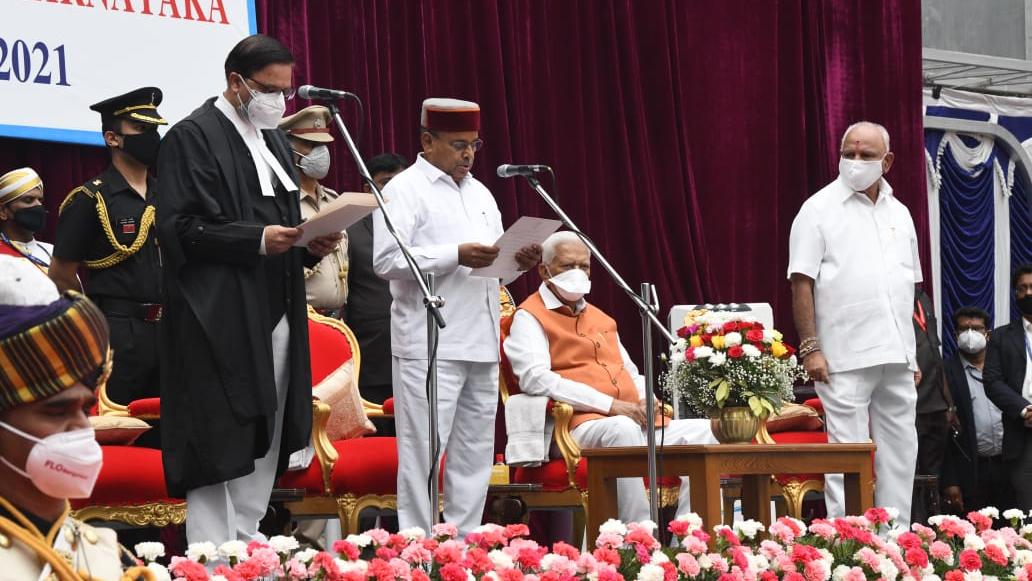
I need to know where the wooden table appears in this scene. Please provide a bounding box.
[582,443,875,546]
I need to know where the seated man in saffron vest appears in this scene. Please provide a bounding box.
[504,232,716,523]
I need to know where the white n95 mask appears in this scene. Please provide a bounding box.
[0,421,102,499]
[547,267,591,302]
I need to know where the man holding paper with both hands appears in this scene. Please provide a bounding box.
[373,98,542,533]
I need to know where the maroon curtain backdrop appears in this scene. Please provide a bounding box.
[0,0,925,358]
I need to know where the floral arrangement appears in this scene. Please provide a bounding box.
[661,309,807,418]
[127,508,1032,581]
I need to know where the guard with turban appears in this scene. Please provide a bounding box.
[0,256,153,580]
[0,167,52,272]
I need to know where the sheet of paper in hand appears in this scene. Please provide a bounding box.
[294,192,384,246]
[470,216,563,279]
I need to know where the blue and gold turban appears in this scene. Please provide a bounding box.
[0,256,109,411]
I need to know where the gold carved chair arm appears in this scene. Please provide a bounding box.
[310,400,339,495]
[96,351,130,417]
[550,401,582,490]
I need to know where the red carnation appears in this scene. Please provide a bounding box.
[944,571,964,581]
[505,523,531,539]
[727,345,744,359]
[959,549,982,571]
[701,333,713,345]
[897,532,923,551]
[723,322,739,333]
[905,548,929,568]
[499,570,525,581]
[668,520,691,537]
[864,507,891,525]
[677,326,691,338]
[440,563,469,581]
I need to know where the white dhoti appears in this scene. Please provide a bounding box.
[816,362,917,526]
[394,357,499,535]
[186,315,291,545]
[570,416,717,524]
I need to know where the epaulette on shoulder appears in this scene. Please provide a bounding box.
[59,181,101,214]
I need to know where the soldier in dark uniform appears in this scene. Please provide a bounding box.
[49,88,166,434]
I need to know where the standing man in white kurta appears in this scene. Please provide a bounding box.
[373,98,541,533]
[788,121,922,526]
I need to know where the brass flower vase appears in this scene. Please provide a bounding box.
[711,406,761,444]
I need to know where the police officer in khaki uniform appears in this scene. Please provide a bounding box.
[279,105,349,317]
[49,88,166,427]
[0,257,151,581]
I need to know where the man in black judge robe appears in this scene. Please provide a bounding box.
[155,34,341,544]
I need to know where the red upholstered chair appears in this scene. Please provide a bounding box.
[277,309,399,534]
[498,287,679,536]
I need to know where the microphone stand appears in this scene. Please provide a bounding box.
[523,175,677,524]
[326,100,446,526]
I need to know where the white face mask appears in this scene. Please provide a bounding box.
[547,267,591,302]
[295,145,331,180]
[957,329,987,355]
[236,77,286,130]
[0,421,102,499]
[839,157,884,192]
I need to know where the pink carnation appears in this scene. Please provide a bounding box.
[233,559,265,579]
[390,558,413,581]
[676,553,701,577]
[944,570,964,581]
[594,533,625,550]
[332,540,361,560]
[807,520,837,541]
[896,531,923,551]
[212,565,244,581]
[412,569,431,581]
[401,542,433,564]
[626,528,659,551]
[169,557,210,581]
[366,528,391,546]
[929,541,954,562]
[593,547,621,567]
[434,540,465,565]
[376,547,399,561]
[708,554,729,573]
[985,543,1009,566]
[499,570,525,581]
[249,547,281,576]
[433,523,459,538]
[505,524,531,539]
[855,547,880,571]
[368,558,397,581]
[863,507,892,525]
[516,546,547,570]
[905,547,929,568]
[843,567,866,581]
[966,511,994,533]
[803,560,829,581]
[911,523,937,542]
[783,573,806,581]
[463,547,494,575]
[790,544,821,564]
[716,527,741,547]
[596,567,624,581]
[668,520,692,537]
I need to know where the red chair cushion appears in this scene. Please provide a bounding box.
[383,397,394,415]
[514,458,588,492]
[803,397,824,415]
[769,430,828,485]
[278,436,399,496]
[127,398,161,418]
[308,317,354,385]
[71,446,181,508]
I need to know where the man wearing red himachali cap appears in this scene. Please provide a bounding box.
[372,98,542,533]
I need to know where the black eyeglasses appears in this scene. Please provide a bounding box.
[241,75,296,100]
[429,130,483,153]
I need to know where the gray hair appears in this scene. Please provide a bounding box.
[542,231,590,264]
[840,121,890,152]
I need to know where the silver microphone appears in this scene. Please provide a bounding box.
[298,85,354,100]
[496,164,550,178]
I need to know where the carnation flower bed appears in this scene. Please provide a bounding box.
[132,508,1032,581]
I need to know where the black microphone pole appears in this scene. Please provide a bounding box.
[520,172,677,524]
[323,96,446,527]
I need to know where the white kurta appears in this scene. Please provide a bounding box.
[372,154,513,533]
[787,176,921,525]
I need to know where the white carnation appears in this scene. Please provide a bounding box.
[147,563,172,581]
[599,519,628,536]
[483,573,501,581]
[674,513,703,529]
[724,332,742,346]
[1021,524,1032,536]
[670,351,686,364]
[884,507,900,521]
[269,535,300,553]
[211,576,229,581]
[636,564,665,581]
[762,330,780,343]
[709,352,727,366]
[294,548,319,564]
[218,540,248,561]
[832,565,852,581]
[1004,509,1026,521]
[979,507,1000,519]
[963,534,986,551]
[693,346,714,359]
[345,534,373,548]
[134,541,165,562]
[338,559,369,574]
[733,519,765,539]
[741,344,762,358]
[637,519,658,533]
[186,542,218,563]
[1014,550,1032,566]
[650,551,670,564]
[674,339,687,351]
[877,556,898,580]
[489,549,514,569]
[399,527,426,540]
[963,572,983,581]
[698,554,713,570]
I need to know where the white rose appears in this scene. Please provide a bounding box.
[147,563,172,581]
[963,534,986,551]
[294,548,319,564]
[741,344,762,358]
[134,541,165,562]
[979,507,1000,519]
[218,540,248,561]
[489,549,514,569]
[1004,509,1026,521]
[694,346,714,359]
[399,527,426,541]
[636,564,665,581]
[724,332,742,346]
[186,542,218,563]
[269,535,300,553]
[345,534,372,548]
[709,352,727,367]
[599,519,628,536]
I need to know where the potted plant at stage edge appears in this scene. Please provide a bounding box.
[661,309,807,443]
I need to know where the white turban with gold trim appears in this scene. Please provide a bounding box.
[0,167,43,206]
